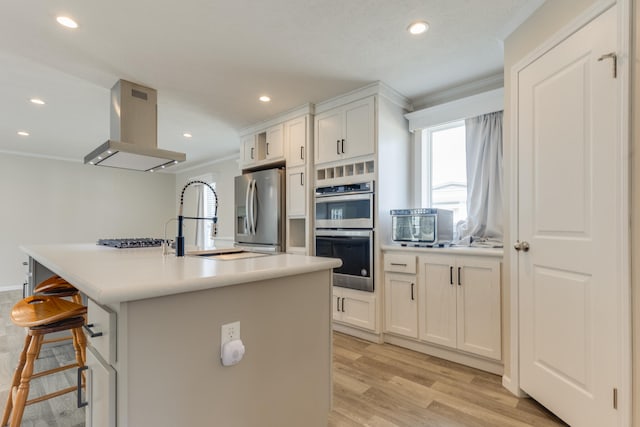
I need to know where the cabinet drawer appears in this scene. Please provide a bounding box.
[86,299,117,365]
[384,254,416,274]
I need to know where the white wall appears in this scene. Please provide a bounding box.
[0,153,176,289]
[174,156,241,247]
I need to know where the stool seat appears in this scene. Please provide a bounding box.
[11,296,86,328]
[33,275,75,293]
[33,276,82,303]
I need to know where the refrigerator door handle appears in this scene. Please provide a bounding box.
[246,180,253,234]
[251,179,258,234]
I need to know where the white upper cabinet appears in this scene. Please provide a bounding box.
[241,134,258,165]
[265,124,284,160]
[285,116,307,167]
[315,96,375,165]
[286,166,306,217]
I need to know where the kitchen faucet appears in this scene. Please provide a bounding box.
[176,180,218,257]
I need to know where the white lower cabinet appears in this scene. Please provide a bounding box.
[383,253,418,338]
[333,287,376,331]
[84,299,117,427]
[84,346,116,427]
[418,254,501,360]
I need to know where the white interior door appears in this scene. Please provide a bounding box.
[517,6,621,426]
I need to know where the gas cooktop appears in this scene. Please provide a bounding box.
[97,238,165,249]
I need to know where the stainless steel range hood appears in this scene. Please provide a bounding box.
[84,80,186,172]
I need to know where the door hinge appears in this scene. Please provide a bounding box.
[613,388,618,410]
[598,52,617,78]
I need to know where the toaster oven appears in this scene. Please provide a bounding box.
[390,208,454,246]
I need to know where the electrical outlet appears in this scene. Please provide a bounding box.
[221,321,240,347]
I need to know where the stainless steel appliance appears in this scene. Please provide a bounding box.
[98,238,165,248]
[314,181,375,292]
[84,80,186,172]
[390,208,454,246]
[315,229,373,292]
[315,181,374,229]
[234,168,285,252]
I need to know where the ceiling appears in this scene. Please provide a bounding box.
[0,0,543,172]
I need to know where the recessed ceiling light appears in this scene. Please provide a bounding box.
[56,16,78,29]
[17,131,30,136]
[407,21,429,35]
[30,98,45,105]
[183,132,193,138]
[259,95,271,103]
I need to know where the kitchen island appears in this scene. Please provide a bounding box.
[21,244,341,427]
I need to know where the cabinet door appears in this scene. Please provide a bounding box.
[418,255,457,348]
[335,288,376,331]
[242,134,257,164]
[265,124,284,159]
[286,116,307,167]
[343,97,375,160]
[384,273,418,338]
[456,257,501,360]
[287,166,306,217]
[85,346,116,427]
[315,108,343,165]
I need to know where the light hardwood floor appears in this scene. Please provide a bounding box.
[329,332,566,427]
[1,290,565,426]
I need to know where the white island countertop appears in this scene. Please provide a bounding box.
[21,243,342,305]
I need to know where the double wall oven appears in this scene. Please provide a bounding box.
[315,182,374,292]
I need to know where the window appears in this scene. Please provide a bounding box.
[421,120,467,224]
[188,174,217,249]
[201,181,217,245]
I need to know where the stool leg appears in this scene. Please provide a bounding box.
[10,334,43,427]
[71,327,86,367]
[1,334,32,426]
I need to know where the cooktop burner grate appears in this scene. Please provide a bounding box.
[97,238,165,249]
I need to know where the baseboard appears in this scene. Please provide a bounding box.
[0,285,23,292]
[333,323,383,343]
[383,334,504,375]
[502,375,529,397]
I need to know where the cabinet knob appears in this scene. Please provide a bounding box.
[514,241,530,252]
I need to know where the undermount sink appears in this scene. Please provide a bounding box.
[187,248,270,261]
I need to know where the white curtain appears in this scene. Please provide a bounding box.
[457,110,503,245]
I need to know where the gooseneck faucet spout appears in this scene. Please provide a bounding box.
[176,180,218,257]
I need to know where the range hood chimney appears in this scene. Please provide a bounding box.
[84,79,186,172]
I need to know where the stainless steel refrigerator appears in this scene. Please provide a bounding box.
[234,168,285,252]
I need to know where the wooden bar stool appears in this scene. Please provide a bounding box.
[34,275,82,305]
[1,295,87,427]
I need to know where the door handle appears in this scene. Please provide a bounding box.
[411,283,415,301]
[341,297,346,312]
[245,180,252,234]
[450,266,453,285]
[300,146,304,160]
[266,142,269,156]
[458,267,461,286]
[336,140,341,155]
[514,241,530,252]
[77,365,89,408]
[251,180,258,234]
[250,147,254,160]
[341,139,345,154]
[300,172,304,186]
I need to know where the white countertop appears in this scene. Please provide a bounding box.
[381,244,503,258]
[21,244,342,304]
